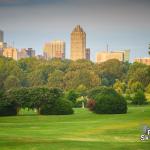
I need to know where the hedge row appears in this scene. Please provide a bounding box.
[0,88,73,116]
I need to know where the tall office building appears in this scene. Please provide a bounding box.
[0,30,7,56]
[70,25,86,61]
[43,40,65,59]
[3,47,18,60]
[18,48,35,59]
[96,50,130,63]
[0,30,4,42]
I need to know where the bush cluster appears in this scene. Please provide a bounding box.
[0,88,74,116]
[87,87,127,114]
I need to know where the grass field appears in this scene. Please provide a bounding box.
[0,106,150,150]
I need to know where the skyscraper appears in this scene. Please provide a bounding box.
[0,30,4,42]
[70,25,86,61]
[43,40,65,59]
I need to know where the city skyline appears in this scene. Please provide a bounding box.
[0,0,150,61]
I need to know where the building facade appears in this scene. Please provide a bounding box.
[3,47,18,60]
[96,50,130,63]
[19,48,35,59]
[134,58,150,65]
[0,30,4,42]
[70,25,87,61]
[0,30,7,56]
[43,40,65,59]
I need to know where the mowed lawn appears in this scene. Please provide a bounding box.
[0,106,150,150]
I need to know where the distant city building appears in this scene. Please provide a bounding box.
[134,58,150,65]
[96,50,130,63]
[86,48,90,60]
[0,30,4,42]
[70,25,87,61]
[3,47,18,60]
[0,30,7,56]
[19,48,35,59]
[43,40,65,59]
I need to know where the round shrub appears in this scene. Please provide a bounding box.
[88,87,127,114]
[55,100,74,115]
[40,100,73,115]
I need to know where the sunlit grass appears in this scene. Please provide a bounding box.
[0,106,150,150]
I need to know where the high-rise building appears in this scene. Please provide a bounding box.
[3,47,18,60]
[0,30,4,42]
[134,58,150,65]
[70,25,86,61]
[43,40,65,59]
[86,48,90,60]
[0,30,7,55]
[96,50,130,63]
[19,48,35,59]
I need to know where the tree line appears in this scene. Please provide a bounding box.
[0,56,150,116]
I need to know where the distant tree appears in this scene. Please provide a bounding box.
[66,90,79,105]
[95,59,129,86]
[48,70,64,89]
[64,69,100,90]
[4,75,21,90]
[146,84,150,93]
[113,79,126,95]
[132,90,147,105]
[127,62,150,87]
[128,81,144,93]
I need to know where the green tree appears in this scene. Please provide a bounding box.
[113,79,126,94]
[48,70,64,89]
[132,90,147,105]
[4,75,21,90]
[95,59,129,86]
[127,62,150,88]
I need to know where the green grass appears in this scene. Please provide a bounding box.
[0,106,150,150]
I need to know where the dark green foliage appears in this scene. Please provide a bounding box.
[0,92,17,116]
[88,87,127,114]
[6,88,30,109]
[39,88,73,115]
[40,100,73,115]
[0,103,17,116]
[132,90,147,105]
[66,90,79,105]
[95,59,129,86]
[0,87,73,115]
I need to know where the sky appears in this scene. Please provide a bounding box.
[0,0,150,62]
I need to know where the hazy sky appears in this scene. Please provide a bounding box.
[0,0,150,61]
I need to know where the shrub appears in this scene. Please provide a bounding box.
[0,92,17,116]
[66,90,79,106]
[40,100,73,115]
[88,87,127,114]
[86,99,96,111]
[132,90,147,105]
[0,103,17,116]
[55,100,74,115]
[39,88,74,115]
